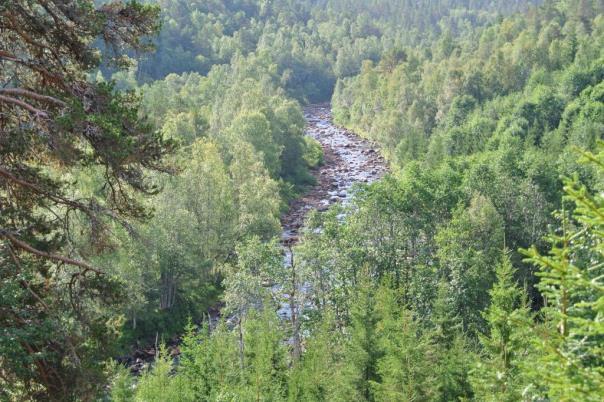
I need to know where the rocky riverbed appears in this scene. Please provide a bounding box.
[281,103,387,245]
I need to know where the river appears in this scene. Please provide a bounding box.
[276,104,387,321]
[122,104,387,373]
[281,104,387,245]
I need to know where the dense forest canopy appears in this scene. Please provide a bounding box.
[1,0,603,401]
[116,0,543,101]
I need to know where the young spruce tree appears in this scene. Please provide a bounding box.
[470,253,532,402]
[522,144,604,401]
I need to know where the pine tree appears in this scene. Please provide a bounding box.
[178,321,240,401]
[0,1,173,398]
[339,271,381,401]
[107,362,135,402]
[470,253,533,402]
[132,347,194,402]
[371,283,436,402]
[431,279,464,346]
[240,308,288,401]
[435,193,505,336]
[431,280,473,401]
[288,311,345,401]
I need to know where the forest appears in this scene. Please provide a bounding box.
[0,0,603,401]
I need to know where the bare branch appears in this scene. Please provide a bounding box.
[0,51,68,91]
[6,243,50,311]
[0,167,59,199]
[0,50,20,62]
[0,88,66,107]
[0,94,48,118]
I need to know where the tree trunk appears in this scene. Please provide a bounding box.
[159,270,176,310]
[289,247,302,361]
[238,317,245,370]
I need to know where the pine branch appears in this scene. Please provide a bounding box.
[0,230,103,276]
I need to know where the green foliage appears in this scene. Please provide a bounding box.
[436,194,505,335]
[223,237,283,319]
[122,307,287,401]
[107,361,135,402]
[175,321,241,400]
[302,136,324,168]
[100,58,311,343]
[288,312,344,401]
[521,143,604,401]
[341,273,381,401]
[240,308,289,400]
[333,0,604,172]
[370,285,436,401]
[469,253,533,402]
[131,348,195,402]
[6,0,604,400]
[118,0,540,102]
[106,1,604,400]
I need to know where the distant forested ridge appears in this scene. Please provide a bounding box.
[120,0,542,102]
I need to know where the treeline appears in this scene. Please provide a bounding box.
[1,0,506,397]
[2,0,603,400]
[2,0,323,399]
[331,0,604,292]
[333,0,603,167]
[93,0,545,348]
